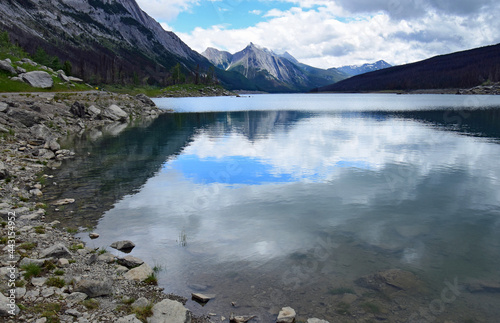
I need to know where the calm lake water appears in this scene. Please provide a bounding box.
[46,94,500,322]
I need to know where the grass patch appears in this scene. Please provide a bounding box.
[34,226,45,234]
[362,302,381,314]
[69,243,84,251]
[54,269,64,276]
[19,242,37,250]
[328,287,355,295]
[43,260,57,271]
[66,227,78,234]
[143,273,158,286]
[133,303,154,322]
[82,298,99,310]
[335,301,351,316]
[122,297,136,305]
[20,263,42,280]
[46,276,66,288]
[15,280,26,287]
[34,302,61,323]
[97,247,107,255]
[0,236,8,244]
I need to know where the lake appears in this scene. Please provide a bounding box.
[45,94,500,322]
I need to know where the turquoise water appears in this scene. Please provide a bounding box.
[47,94,500,322]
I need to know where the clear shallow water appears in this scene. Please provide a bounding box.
[47,94,500,322]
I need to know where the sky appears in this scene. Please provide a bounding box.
[135,0,500,69]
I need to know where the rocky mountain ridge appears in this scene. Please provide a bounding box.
[202,43,347,92]
[0,0,210,85]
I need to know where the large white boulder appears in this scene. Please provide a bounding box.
[21,71,54,89]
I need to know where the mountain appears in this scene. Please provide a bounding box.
[336,60,392,76]
[0,0,242,87]
[202,43,347,92]
[315,44,500,93]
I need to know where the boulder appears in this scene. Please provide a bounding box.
[147,299,192,323]
[75,279,112,297]
[19,257,48,267]
[22,71,54,89]
[30,124,53,141]
[136,93,156,106]
[67,76,83,83]
[124,263,153,281]
[0,59,16,75]
[65,292,88,304]
[132,297,149,309]
[39,243,71,259]
[16,66,26,74]
[38,148,56,160]
[58,71,70,82]
[98,252,116,263]
[0,291,20,317]
[307,319,330,323]
[102,104,128,122]
[0,161,9,180]
[0,102,8,113]
[277,307,296,323]
[110,240,135,251]
[21,58,37,66]
[45,139,61,152]
[118,314,143,323]
[87,105,102,119]
[8,108,42,127]
[117,256,144,268]
[70,101,86,118]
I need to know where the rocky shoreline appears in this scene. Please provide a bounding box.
[0,92,212,322]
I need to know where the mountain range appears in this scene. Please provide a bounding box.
[202,43,347,92]
[0,0,255,89]
[315,43,500,93]
[1,0,498,93]
[336,60,392,76]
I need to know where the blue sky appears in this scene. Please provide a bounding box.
[136,0,500,68]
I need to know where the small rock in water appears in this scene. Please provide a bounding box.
[117,255,144,268]
[229,313,256,323]
[52,198,75,206]
[277,307,296,323]
[191,293,215,303]
[89,232,100,239]
[110,240,135,251]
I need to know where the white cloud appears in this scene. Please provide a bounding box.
[135,0,199,21]
[250,9,262,15]
[176,2,500,68]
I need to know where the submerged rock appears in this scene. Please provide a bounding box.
[467,280,500,293]
[277,307,296,323]
[356,269,423,294]
[229,314,256,323]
